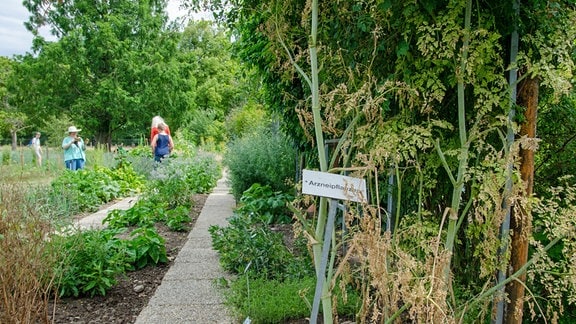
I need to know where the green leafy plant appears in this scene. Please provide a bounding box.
[225,275,360,323]
[210,211,312,280]
[49,228,129,297]
[126,226,168,270]
[236,183,294,224]
[103,198,165,229]
[164,206,192,232]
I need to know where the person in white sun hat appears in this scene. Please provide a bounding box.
[62,126,86,170]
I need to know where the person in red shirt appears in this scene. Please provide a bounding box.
[150,116,171,144]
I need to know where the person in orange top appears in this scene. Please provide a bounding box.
[150,116,171,144]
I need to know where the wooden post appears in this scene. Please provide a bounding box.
[505,76,539,324]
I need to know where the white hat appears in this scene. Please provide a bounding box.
[67,126,82,133]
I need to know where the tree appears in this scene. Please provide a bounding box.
[0,57,30,150]
[16,0,194,147]
[177,20,245,148]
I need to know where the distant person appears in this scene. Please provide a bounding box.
[31,132,42,167]
[150,116,171,144]
[62,126,86,170]
[151,122,174,162]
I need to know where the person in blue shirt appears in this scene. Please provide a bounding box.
[62,126,86,170]
[151,122,174,162]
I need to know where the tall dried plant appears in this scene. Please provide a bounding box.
[0,183,59,323]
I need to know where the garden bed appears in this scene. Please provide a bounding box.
[49,194,207,324]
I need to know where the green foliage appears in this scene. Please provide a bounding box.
[50,164,144,213]
[236,183,293,224]
[49,228,129,297]
[16,0,191,144]
[177,20,246,150]
[225,276,360,323]
[164,206,192,232]
[209,213,294,280]
[103,199,163,229]
[528,176,576,321]
[126,226,168,270]
[224,128,296,200]
[225,100,270,140]
[49,225,169,297]
[210,187,312,280]
[149,154,220,207]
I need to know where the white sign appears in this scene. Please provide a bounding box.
[302,169,367,203]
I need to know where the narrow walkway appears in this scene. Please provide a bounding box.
[135,173,236,323]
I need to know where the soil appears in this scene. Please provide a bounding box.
[49,194,208,324]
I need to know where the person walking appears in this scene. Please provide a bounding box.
[150,116,171,144]
[151,122,173,162]
[31,132,42,167]
[62,126,86,170]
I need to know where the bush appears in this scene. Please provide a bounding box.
[224,128,296,201]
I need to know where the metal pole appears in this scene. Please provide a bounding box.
[494,1,519,322]
[310,198,338,324]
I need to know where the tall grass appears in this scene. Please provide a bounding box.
[0,184,60,324]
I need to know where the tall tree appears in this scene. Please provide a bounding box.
[0,57,30,149]
[177,20,245,148]
[16,0,193,146]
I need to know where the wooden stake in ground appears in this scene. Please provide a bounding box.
[505,76,539,324]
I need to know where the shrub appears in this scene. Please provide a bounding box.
[210,211,312,280]
[224,128,296,201]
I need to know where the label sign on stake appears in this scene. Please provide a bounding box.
[302,169,367,203]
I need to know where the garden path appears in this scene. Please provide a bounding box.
[74,171,236,323]
[134,171,236,323]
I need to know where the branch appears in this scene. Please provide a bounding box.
[274,21,312,90]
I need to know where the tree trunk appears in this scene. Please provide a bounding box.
[505,76,539,323]
[11,130,17,151]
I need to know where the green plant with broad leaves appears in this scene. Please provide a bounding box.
[164,205,192,232]
[126,226,168,270]
[236,183,294,224]
[48,228,129,297]
[103,198,166,228]
[50,164,145,213]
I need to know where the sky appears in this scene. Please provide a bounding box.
[0,0,204,58]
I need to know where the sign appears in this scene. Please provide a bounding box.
[302,169,367,203]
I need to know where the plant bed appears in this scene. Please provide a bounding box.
[48,193,207,324]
